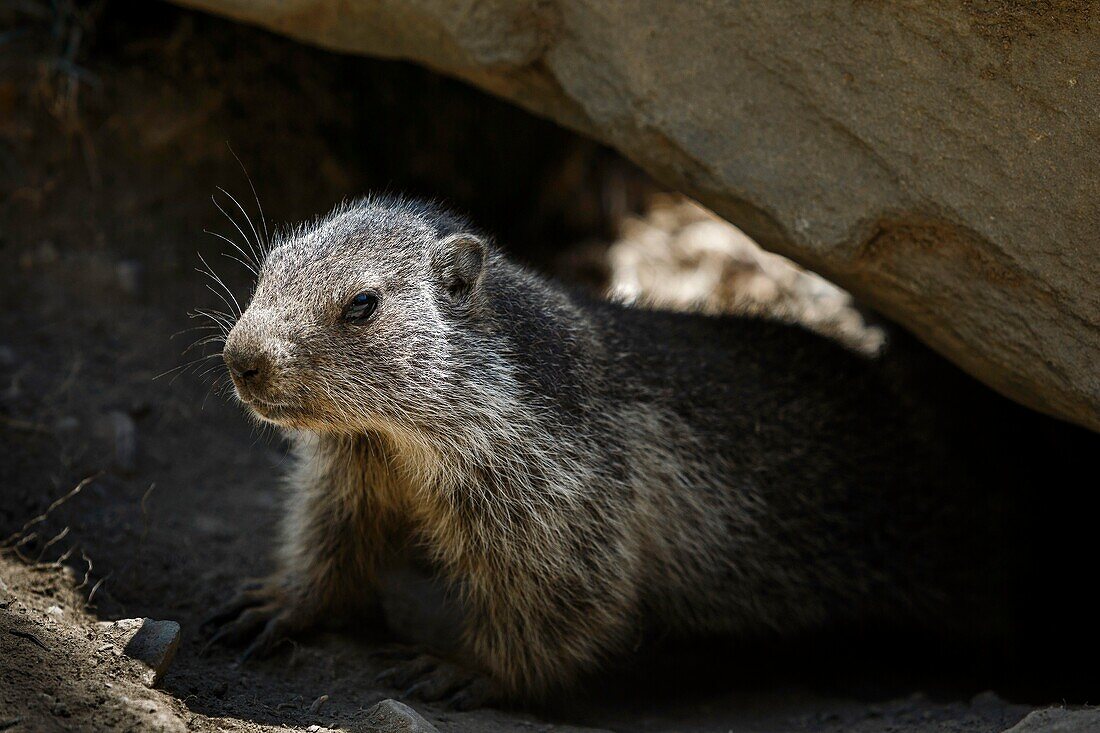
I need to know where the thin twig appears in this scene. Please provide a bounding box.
[2,474,100,547]
[87,572,111,604]
[76,550,92,591]
[52,543,76,567]
[35,526,69,562]
[10,629,48,651]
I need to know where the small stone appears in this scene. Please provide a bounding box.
[969,690,1005,710]
[101,617,180,687]
[104,411,137,474]
[115,259,143,295]
[54,416,80,433]
[125,619,180,687]
[1004,707,1100,732]
[357,699,438,733]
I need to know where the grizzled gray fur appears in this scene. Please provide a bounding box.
[205,195,1004,707]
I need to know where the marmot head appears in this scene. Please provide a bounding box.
[222,196,489,435]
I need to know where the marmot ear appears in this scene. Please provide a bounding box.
[433,232,486,301]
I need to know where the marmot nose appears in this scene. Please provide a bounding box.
[223,346,269,384]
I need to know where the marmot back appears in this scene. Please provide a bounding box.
[206,194,1009,707]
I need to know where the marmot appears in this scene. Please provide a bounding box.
[206,195,1007,708]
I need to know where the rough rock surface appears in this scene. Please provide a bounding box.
[111,618,182,687]
[171,0,1100,431]
[1004,707,1100,732]
[360,699,439,733]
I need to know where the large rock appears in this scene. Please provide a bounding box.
[172,0,1100,431]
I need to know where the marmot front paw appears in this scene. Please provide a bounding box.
[201,577,315,661]
[373,644,497,710]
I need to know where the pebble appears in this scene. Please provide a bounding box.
[102,411,137,474]
[100,618,180,687]
[356,699,438,733]
[54,416,80,433]
[969,690,1007,710]
[115,259,143,295]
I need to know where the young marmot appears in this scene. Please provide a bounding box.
[206,195,1006,708]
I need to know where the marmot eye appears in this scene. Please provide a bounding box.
[343,291,379,322]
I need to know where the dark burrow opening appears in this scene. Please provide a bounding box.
[2,2,1098,731]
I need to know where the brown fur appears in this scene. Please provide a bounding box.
[205,195,1007,705]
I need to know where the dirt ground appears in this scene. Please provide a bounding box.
[0,3,1096,732]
